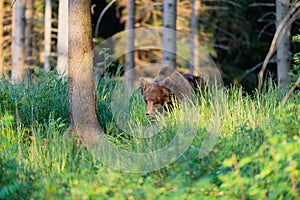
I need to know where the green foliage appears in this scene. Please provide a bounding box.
[289,31,300,87]
[0,73,299,199]
[218,104,300,199]
[0,72,69,127]
[292,32,300,41]
[290,30,300,87]
[0,157,35,199]
[0,115,36,199]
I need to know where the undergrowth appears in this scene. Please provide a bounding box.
[0,72,299,199]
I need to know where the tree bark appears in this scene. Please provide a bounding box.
[125,0,135,90]
[69,0,102,142]
[57,0,68,76]
[25,0,34,67]
[190,0,201,74]
[43,0,52,71]
[11,0,26,83]
[0,0,4,76]
[162,0,177,68]
[276,0,291,90]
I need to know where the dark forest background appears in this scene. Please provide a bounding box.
[91,0,300,91]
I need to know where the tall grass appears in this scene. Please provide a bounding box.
[0,73,299,199]
[0,72,69,127]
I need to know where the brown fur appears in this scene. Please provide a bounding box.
[140,74,205,115]
[182,74,205,91]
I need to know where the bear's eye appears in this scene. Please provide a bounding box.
[150,99,158,104]
[155,98,162,104]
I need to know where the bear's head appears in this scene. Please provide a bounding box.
[139,78,173,115]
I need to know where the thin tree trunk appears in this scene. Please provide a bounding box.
[25,0,34,67]
[125,0,135,90]
[69,0,101,142]
[190,0,201,74]
[162,0,177,68]
[44,0,52,71]
[276,0,291,90]
[0,0,4,76]
[11,0,26,83]
[57,0,68,76]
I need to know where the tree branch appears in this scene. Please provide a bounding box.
[281,76,300,106]
[258,2,300,92]
[240,59,276,80]
[95,0,117,37]
[249,3,275,7]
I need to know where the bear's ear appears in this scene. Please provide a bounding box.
[160,85,172,99]
[139,78,149,93]
[161,77,172,87]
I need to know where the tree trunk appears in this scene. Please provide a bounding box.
[125,0,135,90]
[11,0,26,83]
[25,0,34,67]
[57,0,68,76]
[0,0,4,76]
[69,0,102,142]
[162,0,177,68]
[43,0,52,71]
[276,0,291,90]
[190,0,201,75]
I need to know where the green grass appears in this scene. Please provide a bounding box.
[0,72,299,199]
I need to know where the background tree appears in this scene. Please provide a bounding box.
[1,0,299,91]
[162,0,177,68]
[57,0,68,76]
[125,0,135,90]
[43,0,52,71]
[25,0,34,67]
[189,0,201,74]
[276,0,291,90]
[0,0,4,76]
[69,0,101,141]
[11,0,26,83]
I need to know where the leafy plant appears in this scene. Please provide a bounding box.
[218,104,300,199]
[289,30,300,88]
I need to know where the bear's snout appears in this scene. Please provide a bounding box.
[146,101,154,115]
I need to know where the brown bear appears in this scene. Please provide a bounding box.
[139,67,205,115]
